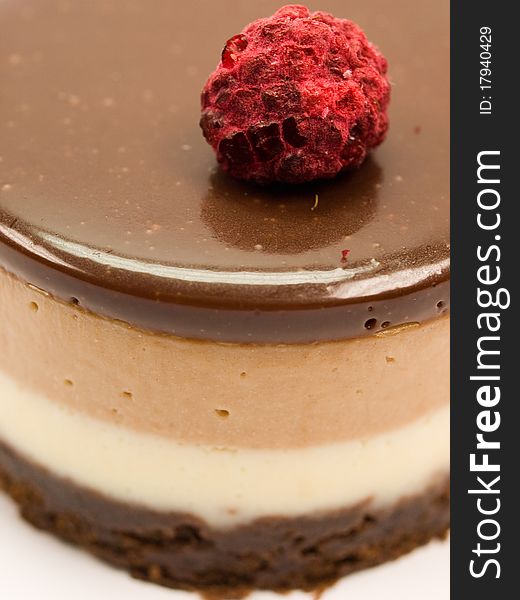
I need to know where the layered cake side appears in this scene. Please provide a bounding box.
[0,269,449,595]
[0,0,450,596]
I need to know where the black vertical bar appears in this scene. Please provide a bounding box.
[451,1,517,598]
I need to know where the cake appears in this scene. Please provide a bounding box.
[0,0,450,597]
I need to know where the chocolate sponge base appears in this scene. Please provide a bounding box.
[0,441,449,598]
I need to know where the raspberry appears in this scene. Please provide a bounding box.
[200,5,390,184]
[221,34,248,69]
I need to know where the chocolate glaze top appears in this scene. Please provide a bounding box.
[0,0,449,343]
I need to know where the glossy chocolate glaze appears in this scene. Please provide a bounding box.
[0,0,449,343]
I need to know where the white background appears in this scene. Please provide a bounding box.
[0,493,449,600]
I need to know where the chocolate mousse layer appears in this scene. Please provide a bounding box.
[1,268,449,450]
[0,0,449,343]
[0,441,449,598]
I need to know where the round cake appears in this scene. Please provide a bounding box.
[0,0,450,596]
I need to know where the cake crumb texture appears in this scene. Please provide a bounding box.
[0,442,449,598]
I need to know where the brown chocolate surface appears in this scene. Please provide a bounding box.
[0,0,449,342]
[0,441,449,597]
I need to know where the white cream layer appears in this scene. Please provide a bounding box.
[0,369,449,528]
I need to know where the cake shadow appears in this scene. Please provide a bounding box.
[201,157,382,255]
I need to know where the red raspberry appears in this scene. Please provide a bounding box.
[200,5,390,184]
